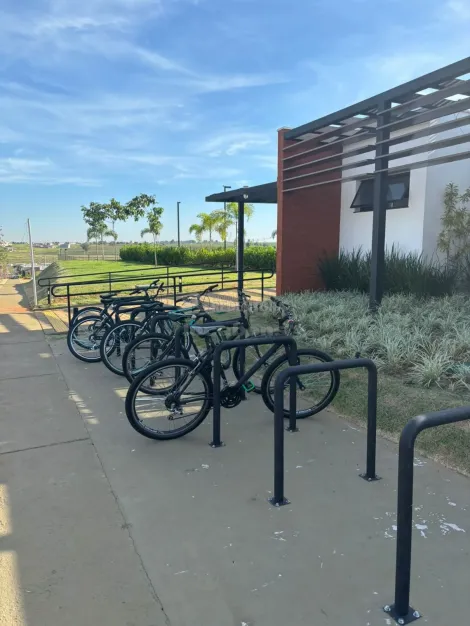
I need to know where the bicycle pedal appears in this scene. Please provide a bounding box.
[242,381,256,392]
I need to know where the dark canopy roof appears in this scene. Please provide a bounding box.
[285,56,470,144]
[206,181,277,204]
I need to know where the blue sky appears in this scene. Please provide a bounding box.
[1,0,470,243]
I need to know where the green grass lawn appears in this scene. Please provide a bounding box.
[40,259,276,307]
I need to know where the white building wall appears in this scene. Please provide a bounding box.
[422,115,470,260]
[339,115,470,257]
[339,128,428,255]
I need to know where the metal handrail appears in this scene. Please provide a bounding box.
[38,263,229,286]
[384,405,470,625]
[49,267,274,322]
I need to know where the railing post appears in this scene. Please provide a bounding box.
[172,276,177,306]
[286,344,298,433]
[261,270,265,301]
[271,368,290,506]
[108,272,112,293]
[360,363,379,481]
[66,285,71,323]
[221,265,224,290]
[384,405,470,624]
[211,345,224,448]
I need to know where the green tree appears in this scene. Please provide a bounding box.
[141,205,164,266]
[80,242,90,253]
[189,223,204,243]
[87,225,101,257]
[438,182,470,265]
[189,212,219,246]
[224,203,254,266]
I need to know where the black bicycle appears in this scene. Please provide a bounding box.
[121,285,233,382]
[125,301,339,440]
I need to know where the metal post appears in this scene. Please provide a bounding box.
[108,272,112,293]
[369,98,391,310]
[172,276,177,306]
[27,219,38,307]
[223,185,231,250]
[211,347,224,448]
[385,405,470,624]
[177,201,181,247]
[261,270,265,301]
[364,365,378,480]
[272,369,289,506]
[287,344,298,433]
[66,285,71,323]
[237,201,244,291]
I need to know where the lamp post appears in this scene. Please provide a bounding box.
[223,185,231,250]
[177,201,181,247]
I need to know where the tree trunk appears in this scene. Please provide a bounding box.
[96,239,99,258]
[101,237,105,260]
[112,221,117,261]
[153,234,157,267]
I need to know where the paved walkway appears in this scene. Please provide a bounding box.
[1,279,469,625]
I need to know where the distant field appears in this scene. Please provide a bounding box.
[39,259,276,307]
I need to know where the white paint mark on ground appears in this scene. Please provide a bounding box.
[441,522,465,534]
[174,570,188,575]
[201,464,209,469]
[413,458,426,467]
[415,524,428,538]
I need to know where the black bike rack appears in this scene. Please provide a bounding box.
[384,405,470,624]
[211,336,299,453]
[271,358,379,507]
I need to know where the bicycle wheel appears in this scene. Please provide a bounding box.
[122,332,173,383]
[261,348,340,418]
[125,358,212,440]
[67,315,110,363]
[232,344,280,393]
[71,306,103,325]
[100,321,143,376]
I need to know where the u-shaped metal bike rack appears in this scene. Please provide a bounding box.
[271,358,379,506]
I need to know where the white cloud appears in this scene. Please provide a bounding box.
[446,0,470,20]
[197,132,272,157]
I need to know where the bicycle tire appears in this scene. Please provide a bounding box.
[66,315,110,363]
[125,358,213,440]
[122,332,174,383]
[100,320,143,376]
[70,306,103,326]
[261,348,340,418]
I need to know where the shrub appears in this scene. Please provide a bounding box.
[271,291,470,389]
[318,247,457,298]
[120,244,276,271]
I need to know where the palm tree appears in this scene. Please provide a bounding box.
[189,212,219,246]
[87,225,101,258]
[211,209,233,248]
[226,202,254,252]
[106,229,118,259]
[189,223,204,243]
[141,205,164,267]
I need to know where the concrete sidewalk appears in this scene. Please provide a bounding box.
[2,278,470,626]
[0,280,167,626]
